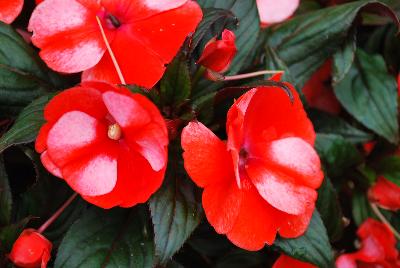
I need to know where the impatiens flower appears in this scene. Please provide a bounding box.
[256,0,299,27]
[8,229,52,268]
[336,218,400,268]
[181,81,324,250]
[368,176,400,211]
[28,0,203,88]
[35,82,168,209]
[197,29,237,79]
[273,255,316,268]
[0,0,23,24]
[302,60,341,115]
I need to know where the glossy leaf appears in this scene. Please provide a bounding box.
[334,49,399,144]
[274,211,334,268]
[54,207,154,268]
[352,191,376,226]
[333,28,357,85]
[0,156,11,226]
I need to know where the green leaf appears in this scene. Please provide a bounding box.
[374,156,400,187]
[266,1,398,89]
[0,22,62,117]
[160,56,191,107]
[197,0,260,74]
[334,49,399,144]
[309,110,373,144]
[315,134,363,178]
[317,177,344,242]
[191,8,238,55]
[55,207,155,268]
[0,155,11,226]
[274,211,334,268]
[149,153,202,264]
[215,249,266,268]
[352,191,376,226]
[0,93,54,153]
[332,28,357,84]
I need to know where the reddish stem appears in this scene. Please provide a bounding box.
[38,193,78,234]
[223,70,284,81]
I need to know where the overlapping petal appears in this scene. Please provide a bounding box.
[0,0,23,24]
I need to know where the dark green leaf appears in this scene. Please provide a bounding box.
[0,155,11,226]
[317,177,344,242]
[215,249,265,268]
[160,56,191,107]
[334,49,399,144]
[55,207,155,268]
[0,217,31,253]
[0,22,62,117]
[274,211,334,268]
[0,93,54,153]
[352,191,376,226]
[190,8,238,55]
[315,134,363,178]
[149,159,202,264]
[309,110,373,144]
[374,156,400,187]
[266,1,398,89]
[333,28,357,84]
[197,0,260,74]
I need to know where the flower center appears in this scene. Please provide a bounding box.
[105,13,121,29]
[108,123,122,140]
[239,148,248,167]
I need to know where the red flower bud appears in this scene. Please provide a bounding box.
[302,59,341,115]
[35,82,169,209]
[368,176,400,211]
[336,219,400,268]
[256,0,299,27]
[8,229,52,268]
[181,78,323,250]
[0,0,23,24]
[28,0,203,88]
[273,255,317,268]
[197,29,237,76]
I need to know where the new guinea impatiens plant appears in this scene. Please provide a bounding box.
[0,0,400,268]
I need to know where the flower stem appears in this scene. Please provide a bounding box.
[95,16,126,85]
[223,70,284,81]
[38,193,78,234]
[370,203,400,240]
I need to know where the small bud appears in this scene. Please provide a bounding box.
[108,123,122,140]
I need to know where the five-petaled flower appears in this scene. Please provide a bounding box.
[181,80,324,250]
[28,0,203,88]
[302,59,341,115]
[35,82,168,208]
[0,0,23,24]
[336,218,400,268]
[368,176,400,211]
[256,0,299,27]
[8,229,52,268]
[197,29,237,79]
[273,254,316,268]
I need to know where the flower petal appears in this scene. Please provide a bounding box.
[29,0,105,73]
[256,0,299,25]
[40,151,62,178]
[62,141,118,196]
[368,177,400,211]
[278,205,314,238]
[203,178,242,234]
[35,123,53,153]
[273,255,317,268]
[0,0,23,24]
[246,159,317,215]
[181,121,233,187]
[47,111,106,167]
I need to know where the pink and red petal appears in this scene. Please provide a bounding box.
[256,0,299,26]
[181,121,233,187]
[35,122,53,153]
[368,177,400,211]
[246,159,317,215]
[0,0,23,24]
[278,204,315,238]
[40,151,63,178]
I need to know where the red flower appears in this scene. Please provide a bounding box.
[0,0,23,24]
[336,218,400,268]
[35,82,168,208]
[256,0,299,27]
[397,74,400,97]
[8,229,52,268]
[368,176,400,211]
[28,0,203,88]
[181,81,324,250]
[36,0,44,4]
[197,29,237,77]
[273,255,317,268]
[302,60,341,115]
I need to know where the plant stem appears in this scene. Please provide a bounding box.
[38,193,78,234]
[192,66,206,88]
[370,203,400,240]
[223,70,284,81]
[95,16,126,85]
